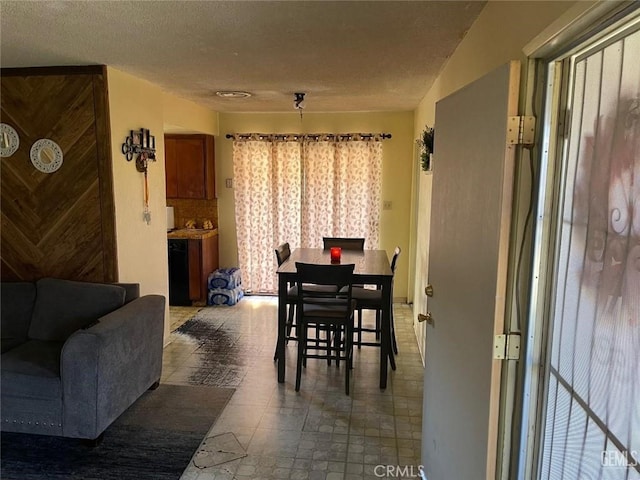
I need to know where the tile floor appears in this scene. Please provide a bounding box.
[161,296,424,480]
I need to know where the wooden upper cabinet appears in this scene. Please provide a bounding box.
[165,137,179,198]
[164,134,216,199]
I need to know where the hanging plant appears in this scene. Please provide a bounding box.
[417,126,434,172]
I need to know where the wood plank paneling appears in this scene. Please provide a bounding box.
[0,67,117,282]
[92,67,117,282]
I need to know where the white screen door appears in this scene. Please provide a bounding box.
[421,61,520,479]
[527,16,640,480]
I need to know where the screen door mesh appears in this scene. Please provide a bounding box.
[540,22,640,480]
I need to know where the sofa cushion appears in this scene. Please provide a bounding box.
[1,282,37,353]
[114,282,140,304]
[1,340,64,435]
[28,278,126,342]
[1,340,64,399]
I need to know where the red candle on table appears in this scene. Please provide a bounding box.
[330,247,341,263]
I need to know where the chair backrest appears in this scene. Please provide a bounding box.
[322,237,365,251]
[390,246,401,274]
[295,262,355,310]
[275,242,291,267]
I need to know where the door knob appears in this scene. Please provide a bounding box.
[418,312,434,325]
[425,284,434,297]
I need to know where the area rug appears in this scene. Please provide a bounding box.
[0,384,235,480]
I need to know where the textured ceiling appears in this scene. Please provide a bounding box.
[0,1,486,113]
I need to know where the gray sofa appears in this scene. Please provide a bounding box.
[1,277,165,440]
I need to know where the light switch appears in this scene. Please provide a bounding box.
[383,200,392,210]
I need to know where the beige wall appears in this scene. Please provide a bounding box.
[108,68,170,340]
[107,68,222,342]
[414,1,578,130]
[162,92,219,135]
[217,112,414,299]
[410,0,579,309]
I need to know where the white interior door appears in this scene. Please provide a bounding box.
[413,171,432,363]
[421,61,520,480]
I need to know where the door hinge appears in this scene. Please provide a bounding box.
[493,333,521,360]
[507,116,535,146]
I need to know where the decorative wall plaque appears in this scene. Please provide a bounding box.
[0,123,20,158]
[30,139,64,173]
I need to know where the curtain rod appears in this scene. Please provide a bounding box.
[225,132,392,142]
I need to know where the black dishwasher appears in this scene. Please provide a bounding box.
[168,239,190,305]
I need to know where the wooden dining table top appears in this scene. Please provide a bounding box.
[276,248,392,280]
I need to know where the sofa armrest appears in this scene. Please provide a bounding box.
[60,294,165,439]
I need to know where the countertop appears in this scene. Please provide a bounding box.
[167,228,218,240]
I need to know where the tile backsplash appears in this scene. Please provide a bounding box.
[166,198,218,229]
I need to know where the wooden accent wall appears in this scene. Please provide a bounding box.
[0,66,117,282]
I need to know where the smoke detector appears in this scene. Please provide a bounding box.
[215,91,252,98]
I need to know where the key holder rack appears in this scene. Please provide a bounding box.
[121,128,157,224]
[121,128,156,173]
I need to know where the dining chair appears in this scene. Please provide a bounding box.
[294,262,356,395]
[322,237,365,251]
[351,246,401,368]
[273,242,337,361]
[273,243,296,359]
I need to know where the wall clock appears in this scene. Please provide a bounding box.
[30,139,64,173]
[0,123,20,158]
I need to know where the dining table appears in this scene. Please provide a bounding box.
[275,247,394,389]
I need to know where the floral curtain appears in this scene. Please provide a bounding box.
[233,141,301,293]
[233,138,383,293]
[301,141,382,248]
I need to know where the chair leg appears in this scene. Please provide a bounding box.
[326,326,332,366]
[375,310,381,340]
[345,325,353,395]
[389,347,396,371]
[275,303,297,361]
[286,303,296,343]
[345,356,350,395]
[384,304,396,371]
[338,325,347,368]
[357,309,363,349]
[334,326,342,368]
[303,326,308,368]
[391,308,398,355]
[295,321,306,392]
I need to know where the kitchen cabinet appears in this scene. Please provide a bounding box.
[168,230,219,306]
[165,134,216,199]
[188,234,219,304]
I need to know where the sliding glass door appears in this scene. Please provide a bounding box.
[232,137,383,293]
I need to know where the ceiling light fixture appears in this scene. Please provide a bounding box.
[294,92,305,118]
[215,91,252,98]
